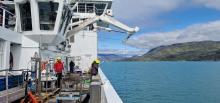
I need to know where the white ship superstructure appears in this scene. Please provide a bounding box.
[0,0,138,102]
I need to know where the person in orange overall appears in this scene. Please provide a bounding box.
[53,57,64,88]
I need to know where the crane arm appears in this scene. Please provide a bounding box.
[99,15,139,34]
[66,16,100,38]
[66,14,139,38]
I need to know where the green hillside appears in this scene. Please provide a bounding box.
[128,41,220,61]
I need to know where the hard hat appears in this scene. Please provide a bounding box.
[95,59,100,64]
[56,57,61,60]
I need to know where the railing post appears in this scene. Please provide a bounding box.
[85,4,87,13]
[77,4,78,13]
[6,70,8,103]
[93,5,95,13]
[2,9,6,28]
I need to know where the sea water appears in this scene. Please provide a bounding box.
[101,62,220,103]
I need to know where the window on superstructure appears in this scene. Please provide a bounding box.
[38,2,59,30]
[86,4,94,13]
[95,4,106,15]
[19,2,32,31]
[0,8,2,26]
[78,3,86,13]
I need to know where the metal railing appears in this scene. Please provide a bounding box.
[72,4,106,15]
[0,6,15,29]
[0,69,27,90]
[0,69,28,103]
[99,69,123,103]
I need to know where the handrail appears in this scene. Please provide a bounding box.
[0,7,15,16]
[72,4,106,15]
[0,69,27,103]
[0,6,16,28]
[0,69,29,72]
[99,69,123,103]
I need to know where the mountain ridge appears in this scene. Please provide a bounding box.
[98,54,126,61]
[126,41,220,61]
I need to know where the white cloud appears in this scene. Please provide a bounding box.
[126,20,220,49]
[193,0,220,10]
[113,0,220,22]
[113,0,185,20]
[112,0,220,50]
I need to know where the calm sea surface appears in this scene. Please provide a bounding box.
[101,62,220,103]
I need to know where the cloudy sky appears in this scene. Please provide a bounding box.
[98,0,220,55]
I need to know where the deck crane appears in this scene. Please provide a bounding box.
[65,8,139,40]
